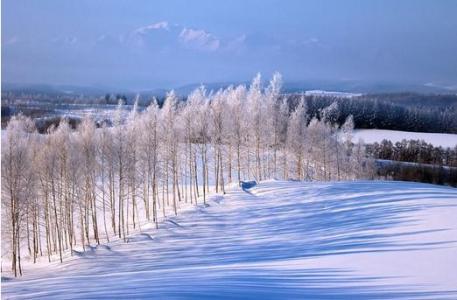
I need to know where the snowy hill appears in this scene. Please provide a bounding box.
[2,180,457,299]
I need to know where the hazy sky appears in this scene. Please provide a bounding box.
[2,0,457,90]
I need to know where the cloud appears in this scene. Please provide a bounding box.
[125,22,241,53]
[179,27,220,51]
[134,21,170,35]
[127,21,178,48]
[52,36,78,45]
[95,34,124,48]
[302,37,319,45]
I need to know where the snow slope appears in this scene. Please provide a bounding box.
[352,129,457,148]
[2,180,457,299]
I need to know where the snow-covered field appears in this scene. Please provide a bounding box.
[304,90,362,98]
[353,129,457,148]
[2,180,457,299]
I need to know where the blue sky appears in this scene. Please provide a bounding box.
[2,0,457,90]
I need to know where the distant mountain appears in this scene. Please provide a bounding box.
[1,83,127,96]
[172,79,457,95]
[281,80,457,94]
[3,79,456,98]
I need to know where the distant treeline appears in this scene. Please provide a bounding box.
[1,91,163,107]
[375,160,457,187]
[366,139,457,187]
[287,93,457,134]
[366,139,457,167]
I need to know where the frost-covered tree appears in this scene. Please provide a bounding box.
[77,117,100,246]
[2,115,36,276]
[226,85,248,183]
[265,72,284,178]
[160,91,181,215]
[247,73,264,181]
[188,86,210,203]
[138,100,160,227]
[112,101,127,241]
[210,89,227,194]
[340,115,355,179]
[286,96,308,180]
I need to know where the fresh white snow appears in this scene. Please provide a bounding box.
[353,129,457,148]
[2,180,457,299]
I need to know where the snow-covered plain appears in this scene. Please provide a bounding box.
[353,129,457,148]
[2,180,457,299]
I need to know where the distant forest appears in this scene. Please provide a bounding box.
[367,139,457,187]
[287,93,457,134]
[367,139,457,167]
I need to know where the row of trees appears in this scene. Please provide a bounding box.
[291,93,457,134]
[1,73,373,276]
[367,139,457,167]
[368,139,457,187]
[375,161,457,187]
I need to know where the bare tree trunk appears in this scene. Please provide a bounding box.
[201,146,206,204]
[79,198,85,251]
[101,167,110,242]
[118,162,124,240]
[219,146,225,194]
[214,145,219,193]
[256,133,261,181]
[17,224,22,276]
[152,170,158,229]
[162,179,166,217]
[44,190,53,260]
[237,143,241,183]
[126,186,130,236]
[228,144,233,184]
[336,141,341,181]
[51,178,63,263]
[166,160,169,206]
[194,153,199,200]
[10,193,17,276]
[32,200,38,263]
[109,168,116,235]
[132,177,137,229]
[172,153,178,216]
[188,145,193,204]
[91,186,100,245]
[205,148,209,195]
[26,206,32,258]
[144,163,150,221]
